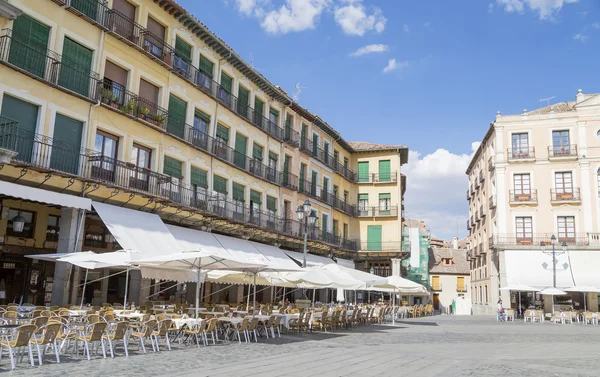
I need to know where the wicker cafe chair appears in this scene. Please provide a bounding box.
[258,315,276,338]
[130,320,157,354]
[246,318,260,343]
[184,321,206,347]
[33,316,49,329]
[227,317,249,344]
[30,322,62,365]
[103,321,130,358]
[0,324,37,369]
[152,319,173,351]
[76,322,108,361]
[203,318,218,346]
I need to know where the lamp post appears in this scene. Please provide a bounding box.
[540,235,567,288]
[296,200,318,268]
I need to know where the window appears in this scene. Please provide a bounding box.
[130,144,151,190]
[516,217,532,241]
[322,213,328,238]
[174,36,191,74]
[267,151,277,181]
[366,225,382,251]
[343,190,348,203]
[9,14,50,78]
[299,163,306,192]
[92,131,119,181]
[479,286,482,303]
[269,108,279,125]
[512,133,529,155]
[358,161,369,182]
[333,219,339,236]
[552,130,570,153]
[300,123,307,149]
[163,156,183,201]
[333,185,338,199]
[190,166,208,204]
[139,79,159,106]
[358,194,368,210]
[213,175,228,211]
[379,193,391,214]
[312,133,319,156]
[216,124,229,144]
[232,182,245,219]
[46,215,60,241]
[378,160,391,182]
[58,37,94,96]
[237,86,250,117]
[284,114,292,140]
[193,110,210,137]
[443,258,454,266]
[557,216,575,240]
[343,223,348,240]
[311,171,318,196]
[432,276,441,290]
[167,94,187,139]
[250,190,261,223]
[7,209,35,238]
[555,172,573,193]
[334,150,339,166]
[266,196,277,215]
[219,72,232,105]
[484,285,488,303]
[513,174,530,194]
[198,54,214,88]
[234,133,248,169]
[252,143,263,162]
[323,142,330,164]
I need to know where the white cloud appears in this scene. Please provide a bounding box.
[382,58,408,73]
[334,0,387,36]
[496,0,578,20]
[592,22,600,29]
[235,0,269,17]
[261,0,331,35]
[573,33,588,42]
[403,24,410,33]
[402,143,479,240]
[349,44,388,57]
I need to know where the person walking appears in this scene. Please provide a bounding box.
[497,299,505,321]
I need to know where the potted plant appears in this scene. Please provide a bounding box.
[137,106,150,119]
[110,96,119,109]
[150,113,166,127]
[163,52,173,66]
[100,88,113,104]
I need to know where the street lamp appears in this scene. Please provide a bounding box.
[540,235,568,288]
[296,200,317,268]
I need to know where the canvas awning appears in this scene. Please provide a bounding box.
[92,202,181,257]
[0,181,91,210]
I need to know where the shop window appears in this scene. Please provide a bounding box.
[7,209,35,238]
[46,215,60,241]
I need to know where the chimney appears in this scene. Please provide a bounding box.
[452,236,458,249]
[576,89,584,103]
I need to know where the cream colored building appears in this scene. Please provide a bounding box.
[466,90,600,315]
[0,0,408,305]
[429,247,470,313]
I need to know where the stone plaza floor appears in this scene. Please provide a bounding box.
[3,315,600,376]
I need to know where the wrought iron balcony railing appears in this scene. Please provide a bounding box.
[509,190,538,203]
[65,0,109,28]
[491,233,590,247]
[299,137,357,182]
[357,206,399,217]
[298,179,356,216]
[507,147,535,161]
[360,241,402,252]
[548,144,578,158]
[550,188,581,202]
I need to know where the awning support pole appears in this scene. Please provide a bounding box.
[80,269,89,308]
[123,268,129,309]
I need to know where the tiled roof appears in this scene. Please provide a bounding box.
[428,247,469,275]
[526,102,575,116]
[348,141,406,152]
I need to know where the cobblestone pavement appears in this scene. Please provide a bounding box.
[3,315,600,376]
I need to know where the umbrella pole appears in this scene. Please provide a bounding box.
[195,269,201,319]
[282,287,286,306]
[80,269,89,308]
[392,288,396,326]
[585,293,587,312]
[123,268,129,309]
[518,291,521,319]
[252,273,257,314]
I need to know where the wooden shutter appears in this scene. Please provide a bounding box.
[378,160,391,182]
[113,0,135,19]
[9,15,50,78]
[269,151,278,161]
[238,86,249,105]
[358,194,368,201]
[300,124,306,148]
[51,114,83,174]
[216,124,229,142]
[457,277,465,291]
[312,134,318,154]
[266,196,276,212]
[379,193,391,200]
[195,110,210,123]
[323,177,329,192]
[253,143,263,160]
[104,61,128,87]
[299,163,306,191]
[175,37,191,62]
[1,94,38,163]
[234,133,247,168]
[163,156,183,178]
[199,55,214,77]
[283,155,290,173]
[220,73,232,93]
[358,162,369,182]
[322,213,328,235]
[58,37,93,97]
[250,190,261,204]
[167,95,187,139]
[311,171,317,184]
[139,79,159,105]
[70,0,101,21]
[254,98,264,116]
[213,175,227,194]
[190,167,208,188]
[367,225,382,251]
[232,182,245,202]
[432,276,440,290]
[146,17,165,41]
[285,114,292,139]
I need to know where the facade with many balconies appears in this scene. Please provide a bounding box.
[466,89,600,315]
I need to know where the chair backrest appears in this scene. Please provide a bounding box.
[88,322,108,341]
[13,324,37,347]
[273,315,282,327]
[3,311,17,319]
[104,314,115,322]
[40,310,53,317]
[32,310,42,318]
[505,309,515,317]
[247,317,259,331]
[584,311,594,319]
[157,319,172,336]
[37,322,61,344]
[86,314,101,323]
[142,320,157,337]
[266,315,276,327]
[7,306,18,312]
[142,314,152,322]
[156,313,166,321]
[206,318,217,332]
[34,316,49,328]
[239,317,250,330]
[111,322,129,341]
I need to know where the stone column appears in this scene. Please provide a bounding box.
[391,258,402,276]
[51,208,84,307]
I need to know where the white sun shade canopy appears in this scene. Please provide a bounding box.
[92,202,181,257]
[0,181,91,210]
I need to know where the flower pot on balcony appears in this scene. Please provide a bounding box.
[517,194,531,201]
[163,53,173,66]
[558,193,573,200]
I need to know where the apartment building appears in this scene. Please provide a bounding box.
[0,0,407,305]
[429,246,470,313]
[466,89,600,315]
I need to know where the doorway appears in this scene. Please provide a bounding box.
[433,293,440,311]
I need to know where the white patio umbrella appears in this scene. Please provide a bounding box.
[371,275,428,326]
[282,265,366,290]
[321,264,388,287]
[134,250,267,318]
[540,287,567,318]
[500,284,541,318]
[564,286,600,312]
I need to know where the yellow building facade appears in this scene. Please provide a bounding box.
[0,0,408,305]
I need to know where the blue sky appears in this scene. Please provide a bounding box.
[179,0,600,240]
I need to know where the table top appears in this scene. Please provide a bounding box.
[0,324,20,329]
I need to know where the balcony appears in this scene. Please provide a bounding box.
[507,147,535,161]
[479,170,485,183]
[360,241,402,252]
[491,233,591,248]
[466,219,471,231]
[299,138,357,182]
[488,156,495,171]
[298,180,356,216]
[65,0,109,29]
[0,29,100,102]
[550,188,581,204]
[548,144,578,160]
[480,205,486,218]
[470,216,475,227]
[357,206,399,218]
[97,79,168,130]
[509,190,538,205]
[489,195,496,209]
[475,177,480,189]
[105,9,174,69]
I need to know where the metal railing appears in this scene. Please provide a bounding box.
[0,116,19,152]
[331,159,357,182]
[298,179,356,216]
[357,171,398,184]
[360,241,402,252]
[65,0,109,28]
[488,156,494,170]
[299,137,357,182]
[548,144,578,158]
[550,188,581,202]
[105,9,174,67]
[492,234,590,247]
[0,29,100,101]
[507,147,535,160]
[357,206,399,217]
[509,190,538,203]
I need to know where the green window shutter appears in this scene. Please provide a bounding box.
[358,194,368,201]
[1,94,38,164]
[312,134,318,154]
[367,225,382,251]
[199,55,213,77]
[285,115,292,138]
[163,156,183,178]
[234,133,247,168]
[253,143,263,161]
[323,177,329,192]
[379,160,391,182]
[250,190,261,204]
[195,109,210,123]
[311,170,317,183]
[269,151,278,161]
[220,73,232,93]
[266,196,277,212]
[379,193,391,200]
[58,37,93,97]
[51,114,83,174]
[9,15,50,78]
[358,161,369,182]
[283,155,289,172]
[216,124,229,142]
[269,108,279,124]
[237,85,250,117]
[70,0,101,22]
[175,36,191,62]
[300,124,306,148]
[167,95,187,139]
[232,182,245,202]
[299,163,306,191]
[213,175,227,194]
[322,214,328,236]
[190,167,208,188]
[254,98,264,116]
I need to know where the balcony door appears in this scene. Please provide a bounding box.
[557,216,575,241]
[555,172,573,194]
[515,217,532,243]
[58,37,93,97]
[93,131,119,182]
[512,133,529,156]
[129,144,151,191]
[103,61,128,106]
[552,130,570,155]
[51,114,83,175]
[112,0,136,39]
[513,173,531,199]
